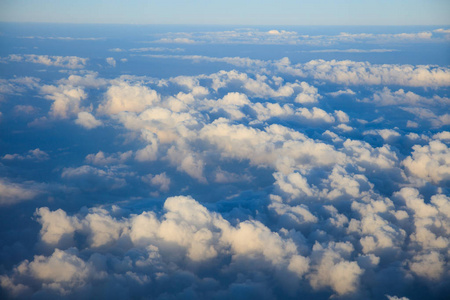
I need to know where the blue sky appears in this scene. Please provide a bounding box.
[1,0,449,25]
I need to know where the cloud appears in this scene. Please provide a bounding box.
[85,151,133,166]
[0,178,40,206]
[40,84,87,118]
[151,55,450,87]
[98,81,160,115]
[61,165,127,190]
[307,49,399,53]
[402,140,450,185]
[75,112,102,129]
[364,87,449,106]
[1,28,450,299]
[147,29,441,46]
[327,88,356,97]
[154,38,196,44]
[2,148,49,161]
[277,59,450,87]
[106,57,116,67]
[141,172,171,192]
[4,54,88,69]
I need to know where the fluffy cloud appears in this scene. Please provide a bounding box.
[75,112,102,129]
[2,26,450,300]
[403,140,450,185]
[99,81,160,114]
[40,84,87,118]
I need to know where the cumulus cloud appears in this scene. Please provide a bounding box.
[40,84,87,118]
[75,112,102,129]
[1,26,450,300]
[403,140,450,185]
[99,81,160,114]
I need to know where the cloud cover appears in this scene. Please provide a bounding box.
[0,24,449,300]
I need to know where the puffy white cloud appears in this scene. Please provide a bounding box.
[142,172,171,192]
[409,251,446,280]
[200,119,344,173]
[403,140,450,185]
[99,81,160,115]
[1,248,94,296]
[75,112,102,129]
[285,59,450,87]
[296,107,335,123]
[294,82,321,104]
[328,88,356,97]
[308,242,363,295]
[40,84,87,118]
[36,207,80,247]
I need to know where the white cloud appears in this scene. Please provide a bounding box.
[142,172,171,192]
[5,54,87,69]
[75,112,102,129]
[364,87,449,106]
[40,84,87,118]
[327,88,356,97]
[99,81,160,114]
[106,57,116,67]
[403,140,450,185]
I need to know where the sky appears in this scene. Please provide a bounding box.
[1,0,450,25]
[0,1,450,300]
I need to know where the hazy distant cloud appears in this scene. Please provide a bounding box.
[151,55,450,87]
[85,151,132,166]
[154,37,196,44]
[129,47,184,53]
[0,178,40,206]
[306,49,398,53]
[148,29,441,46]
[106,57,116,67]
[19,36,104,41]
[2,148,49,161]
[4,54,88,69]
[363,87,449,106]
[276,58,450,87]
